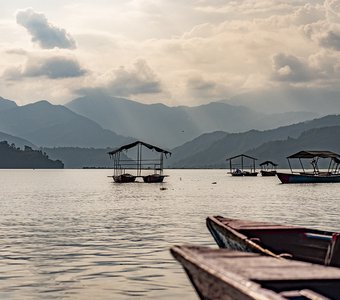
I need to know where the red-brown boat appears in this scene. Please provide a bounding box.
[207,216,340,267]
[171,245,340,300]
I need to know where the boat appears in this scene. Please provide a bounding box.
[113,173,136,183]
[171,245,340,300]
[108,141,171,183]
[206,216,340,267]
[276,150,340,184]
[143,173,167,183]
[226,154,258,176]
[260,160,278,176]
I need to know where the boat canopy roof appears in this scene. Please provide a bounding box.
[108,140,171,156]
[259,160,278,166]
[226,154,257,161]
[287,150,340,159]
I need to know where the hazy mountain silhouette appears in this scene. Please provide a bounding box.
[168,115,340,168]
[227,87,340,115]
[66,94,316,147]
[0,100,133,148]
[0,96,17,111]
[0,141,63,169]
[0,131,36,149]
[246,126,340,169]
[42,147,116,168]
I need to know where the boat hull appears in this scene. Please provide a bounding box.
[276,172,340,184]
[142,174,165,183]
[113,174,136,183]
[206,216,340,267]
[171,245,340,300]
[260,170,276,176]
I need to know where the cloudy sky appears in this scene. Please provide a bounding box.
[1,0,340,113]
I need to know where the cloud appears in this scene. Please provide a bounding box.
[4,56,86,80]
[271,53,313,82]
[16,8,76,49]
[85,59,162,97]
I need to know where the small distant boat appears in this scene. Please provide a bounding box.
[226,154,258,177]
[259,160,278,176]
[206,216,340,267]
[171,245,340,300]
[276,150,340,184]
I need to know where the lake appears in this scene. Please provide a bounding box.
[0,169,339,299]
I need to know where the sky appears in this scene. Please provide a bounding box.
[0,0,340,113]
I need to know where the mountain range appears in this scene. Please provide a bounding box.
[0,99,132,148]
[0,95,339,169]
[66,94,317,148]
[168,115,340,168]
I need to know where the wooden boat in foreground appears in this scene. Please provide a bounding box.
[171,245,340,300]
[206,216,340,267]
[276,150,340,184]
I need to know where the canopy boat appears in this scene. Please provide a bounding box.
[276,150,340,184]
[108,141,171,183]
[171,245,340,300]
[206,216,340,267]
[226,154,258,176]
[260,160,278,176]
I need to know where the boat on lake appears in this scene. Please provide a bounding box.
[171,245,340,300]
[226,154,258,176]
[206,215,340,267]
[108,141,171,183]
[260,160,278,176]
[276,150,340,184]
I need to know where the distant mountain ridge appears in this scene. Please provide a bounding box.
[0,96,17,111]
[66,94,317,148]
[0,131,36,149]
[0,100,133,148]
[168,115,340,168]
[245,126,340,168]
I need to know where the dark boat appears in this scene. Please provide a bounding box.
[276,150,340,184]
[142,174,166,183]
[206,216,340,267]
[260,160,278,176]
[171,245,340,300]
[108,141,171,183]
[226,154,258,177]
[113,173,136,183]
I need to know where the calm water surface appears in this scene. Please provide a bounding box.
[0,169,339,299]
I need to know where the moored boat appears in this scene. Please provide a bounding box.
[171,245,340,300]
[226,154,258,177]
[206,215,340,267]
[142,174,166,183]
[108,140,171,183]
[260,160,278,176]
[113,173,136,183]
[276,150,340,184]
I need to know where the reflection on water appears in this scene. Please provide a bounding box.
[0,169,339,299]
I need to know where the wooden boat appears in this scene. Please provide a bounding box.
[276,150,340,184]
[113,173,136,183]
[260,160,277,176]
[206,216,340,267]
[142,174,166,183]
[108,141,171,183]
[171,245,340,300]
[226,154,258,177]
